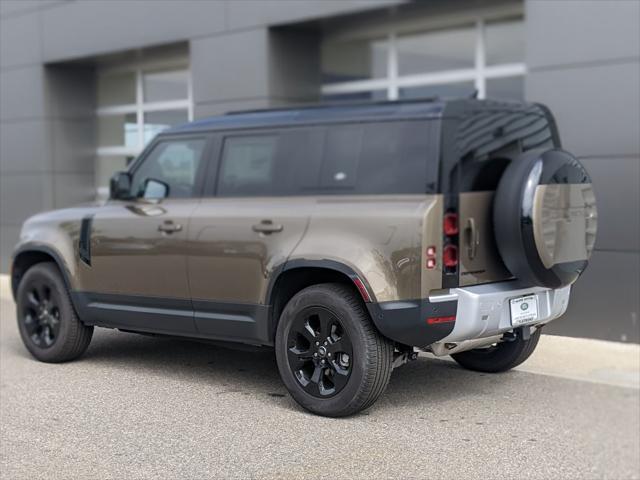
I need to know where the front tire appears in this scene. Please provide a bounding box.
[275,283,393,417]
[16,262,93,363]
[451,328,541,373]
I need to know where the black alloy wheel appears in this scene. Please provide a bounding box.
[287,306,353,398]
[21,279,62,348]
[16,262,93,363]
[275,283,394,417]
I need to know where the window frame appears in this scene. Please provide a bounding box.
[321,16,525,102]
[122,133,214,201]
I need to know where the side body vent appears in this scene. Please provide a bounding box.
[79,215,94,266]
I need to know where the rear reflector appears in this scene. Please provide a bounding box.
[443,244,458,268]
[444,213,459,236]
[352,277,372,303]
[427,315,456,325]
[426,245,437,269]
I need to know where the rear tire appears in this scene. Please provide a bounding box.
[275,283,393,417]
[16,262,93,363]
[451,329,541,373]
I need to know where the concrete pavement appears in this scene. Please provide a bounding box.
[1,276,639,479]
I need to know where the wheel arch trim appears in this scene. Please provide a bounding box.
[11,244,75,300]
[266,259,375,306]
[265,259,376,342]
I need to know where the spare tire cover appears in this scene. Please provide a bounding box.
[493,149,597,289]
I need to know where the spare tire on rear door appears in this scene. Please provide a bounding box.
[493,149,597,289]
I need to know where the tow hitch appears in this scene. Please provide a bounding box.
[392,348,419,369]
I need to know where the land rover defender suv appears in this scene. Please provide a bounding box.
[11,99,598,417]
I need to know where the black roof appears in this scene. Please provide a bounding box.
[165,98,453,134]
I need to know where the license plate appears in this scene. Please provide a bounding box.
[510,294,539,326]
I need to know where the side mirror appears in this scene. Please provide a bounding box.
[143,178,170,199]
[109,171,132,200]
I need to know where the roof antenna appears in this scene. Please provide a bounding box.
[469,89,479,99]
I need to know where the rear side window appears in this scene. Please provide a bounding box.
[214,120,435,197]
[318,121,432,194]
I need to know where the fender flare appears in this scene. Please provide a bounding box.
[265,258,376,340]
[11,244,74,299]
[266,259,375,305]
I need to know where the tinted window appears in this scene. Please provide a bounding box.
[317,121,432,194]
[131,138,206,198]
[217,136,278,196]
[445,104,558,193]
[213,121,434,197]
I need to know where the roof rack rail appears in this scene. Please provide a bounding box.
[225,97,441,116]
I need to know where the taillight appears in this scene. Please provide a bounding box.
[443,244,458,268]
[443,210,459,272]
[443,213,459,236]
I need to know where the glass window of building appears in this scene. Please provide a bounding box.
[95,53,192,197]
[321,16,525,103]
[321,36,388,84]
[396,26,476,76]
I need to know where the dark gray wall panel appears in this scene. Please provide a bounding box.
[545,250,640,343]
[0,1,68,18]
[0,120,51,174]
[0,67,46,121]
[226,0,403,30]
[0,13,41,69]
[580,157,640,253]
[45,66,96,120]
[51,173,95,208]
[268,28,320,102]
[50,120,95,174]
[40,0,225,62]
[0,173,52,225]
[526,60,640,158]
[0,225,20,273]
[526,0,640,69]
[191,29,270,104]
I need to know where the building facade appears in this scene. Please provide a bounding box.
[1,0,638,342]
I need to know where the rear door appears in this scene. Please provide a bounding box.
[186,129,316,343]
[442,102,559,286]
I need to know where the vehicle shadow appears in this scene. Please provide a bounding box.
[10,327,523,416]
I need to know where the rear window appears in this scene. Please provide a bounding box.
[441,103,559,193]
[215,120,436,197]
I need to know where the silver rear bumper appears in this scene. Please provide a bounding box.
[428,281,571,356]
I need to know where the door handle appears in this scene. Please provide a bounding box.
[252,220,283,235]
[158,221,183,234]
[465,217,479,260]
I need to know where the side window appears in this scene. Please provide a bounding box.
[319,126,362,190]
[317,121,432,194]
[212,121,434,197]
[358,121,431,194]
[217,135,278,196]
[131,138,206,198]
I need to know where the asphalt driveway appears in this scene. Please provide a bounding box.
[1,280,638,480]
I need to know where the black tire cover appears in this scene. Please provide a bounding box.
[493,149,598,289]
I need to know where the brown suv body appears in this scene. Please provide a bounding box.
[11,99,596,404]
